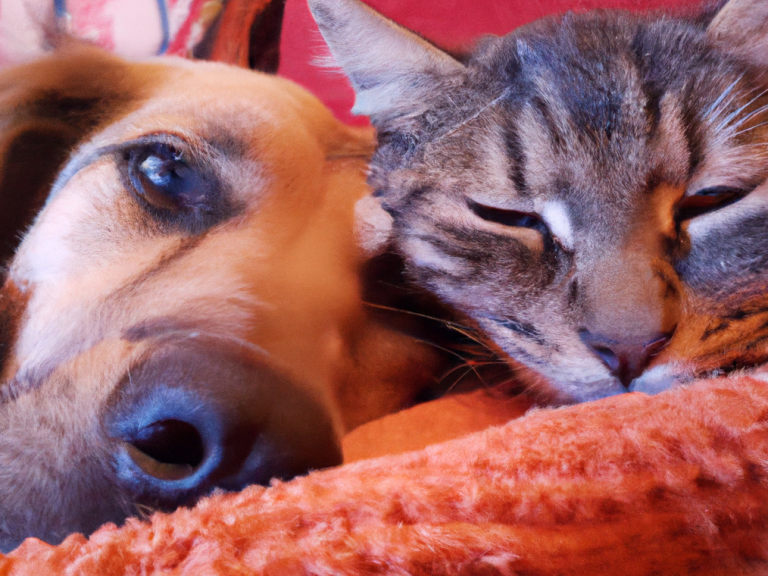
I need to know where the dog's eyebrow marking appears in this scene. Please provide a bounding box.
[107,235,207,302]
[123,317,200,342]
[46,145,117,205]
[121,322,270,358]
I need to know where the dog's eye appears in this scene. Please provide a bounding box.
[467,198,549,236]
[676,186,749,220]
[126,143,209,212]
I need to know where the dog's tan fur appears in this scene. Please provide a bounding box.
[0,46,446,551]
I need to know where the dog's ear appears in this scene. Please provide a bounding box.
[0,44,145,264]
[193,0,286,72]
[307,0,464,121]
[708,0,768,67]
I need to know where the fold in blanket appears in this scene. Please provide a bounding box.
[3,374,768,575]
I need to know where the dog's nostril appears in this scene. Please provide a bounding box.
[109,341,344,505]
[126,419,204,481]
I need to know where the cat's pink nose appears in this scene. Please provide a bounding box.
[580,331,673,388]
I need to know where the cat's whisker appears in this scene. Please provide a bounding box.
[449,326,492,348]
[440,361,497,393]
[410,336,478,364]
[714,88,768,134]
[725,99,768,135]
[476,369,522,392]
[438,359,494,383]
[461,360,521,392]
[442,366,477,393]
[734,120,768,137]
[704,75,744,125]
[362,300,494,349]
[707,92,739,129]
[703,76,743,124]
[432,87,512,143]
[362,302,499,360]
[362,301,475,331]
[731,102,768,130]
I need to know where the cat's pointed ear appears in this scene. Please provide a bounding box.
[707,0,768,67]
[308,0,464,119]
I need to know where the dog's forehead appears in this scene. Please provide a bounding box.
[93,61,315,147]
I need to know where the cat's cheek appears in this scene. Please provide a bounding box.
[400,238,471,278]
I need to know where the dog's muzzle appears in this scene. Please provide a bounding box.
[105,335,342,511]
[0,334,342,553]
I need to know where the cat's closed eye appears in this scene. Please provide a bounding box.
[466,198,550,237]
[676,186,752,220]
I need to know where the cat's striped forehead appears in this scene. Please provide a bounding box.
[373,9,768,240]
[435,14,756,184]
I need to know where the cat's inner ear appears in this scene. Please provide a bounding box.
[707,0,768,67]
[308,0,464,119]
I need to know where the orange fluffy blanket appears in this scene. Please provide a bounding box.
[3,374,768,574]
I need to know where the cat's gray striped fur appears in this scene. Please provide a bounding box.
[311,0,768,402]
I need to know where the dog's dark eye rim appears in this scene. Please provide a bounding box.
[676,185,753,220]
[122,140,216,214]
[113,134,236,233]
[466,198,550,235]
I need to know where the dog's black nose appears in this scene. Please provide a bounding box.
[106,338,342,510]
[124,418,205,481]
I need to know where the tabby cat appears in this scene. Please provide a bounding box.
[310,0,768,402]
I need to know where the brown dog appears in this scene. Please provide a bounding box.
[0,46,449,552]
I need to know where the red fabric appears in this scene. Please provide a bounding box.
[278,0,704,125]
[4,375,768,574]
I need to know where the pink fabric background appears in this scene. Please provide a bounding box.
[278,0,704,125]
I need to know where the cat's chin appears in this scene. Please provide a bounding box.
[548,379,627,404]
[512,364,625,404]
[628,363,691,395]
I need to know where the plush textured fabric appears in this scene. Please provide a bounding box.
[3,374,768,575]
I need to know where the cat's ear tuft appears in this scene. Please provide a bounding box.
[308,0,464,120]
[707,0,768,67]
